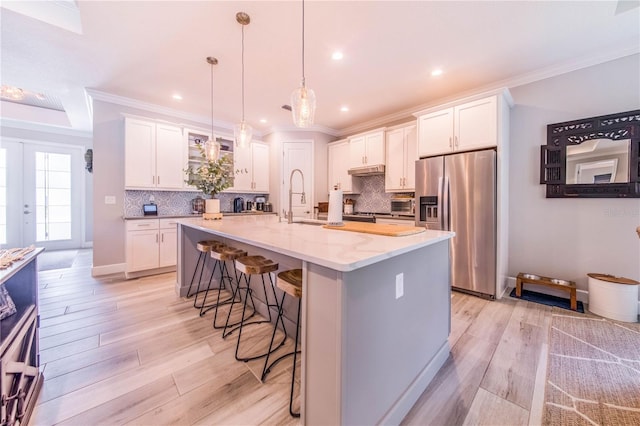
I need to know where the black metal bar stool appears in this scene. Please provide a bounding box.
[200,245,248,326]
[227,255,287,363]
[186,240,223,307]
[261,268,302,418]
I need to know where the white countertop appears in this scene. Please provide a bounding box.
[179,215,454,272]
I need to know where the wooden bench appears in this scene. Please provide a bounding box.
[515,272,577,311]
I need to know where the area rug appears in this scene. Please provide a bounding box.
[38,250,77,271]
[510,287,585,313]
[543,314,640,425]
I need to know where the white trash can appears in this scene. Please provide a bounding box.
[588,273,639,323]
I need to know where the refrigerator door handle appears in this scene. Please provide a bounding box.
[442,176,450,231]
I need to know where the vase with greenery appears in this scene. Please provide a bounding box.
[184,144,233,213]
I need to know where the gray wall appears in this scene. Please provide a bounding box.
[1,125,93,244]
[508,54,640,294]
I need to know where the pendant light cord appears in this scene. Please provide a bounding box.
[301,0,306,87]
[241,24,246,122]
[210,61,214,135]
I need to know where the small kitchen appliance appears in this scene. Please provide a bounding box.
[255,196,266,211]
[143,203,158,216]
[191,196,205,214]
[246,201,254,211]
[233,197,244,213]
[390,197,414,215]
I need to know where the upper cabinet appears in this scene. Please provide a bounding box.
[385,123,417,192]
[230,141,269,193]
[124,117,185,190]
[349,130,385,168]
[417,95,498,158]
[328,139,361,194]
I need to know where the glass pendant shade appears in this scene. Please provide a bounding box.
[234,121,253,149]
[203,139,220,161]
[291,84,316,128]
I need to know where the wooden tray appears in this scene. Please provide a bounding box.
[323,222,425,237]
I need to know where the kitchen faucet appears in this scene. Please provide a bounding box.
[288,169,306,224]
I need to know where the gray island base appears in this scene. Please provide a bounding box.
[176,215,454,425]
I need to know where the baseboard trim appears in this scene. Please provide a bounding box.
[92,263,125,277]
[82,241,93,248]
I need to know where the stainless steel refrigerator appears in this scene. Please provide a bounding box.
[415,149,496,298]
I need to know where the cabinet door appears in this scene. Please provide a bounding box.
[126,230,159,272]
[348,136,366,168]
[417,108,454,158]
[125,118,156,188]
[364,132,385,165]
[155,123,185,189]
[455,96,497,152]
[184,130,212,189]
[231,143,252,191]
[328,142,342,192]
[385,129,405,191]
[159,228,177,268]
[403,125,417,190]
[251,142,270,192]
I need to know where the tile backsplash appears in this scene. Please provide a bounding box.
[348,175,413,213]
[124,190,268,217]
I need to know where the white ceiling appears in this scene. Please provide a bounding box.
[1,1,639,136]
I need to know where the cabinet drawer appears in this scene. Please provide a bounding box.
[126,219,159,231]
[159,218,180,229]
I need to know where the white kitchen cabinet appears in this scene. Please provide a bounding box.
[125,218,179,276]
[230,141,269,193]
[124,117,185,190]
[328,139,361,194]
[349,130,385,168]
[417,95,497,157]
[385,124,417,192]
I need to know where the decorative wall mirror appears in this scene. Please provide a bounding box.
[540,109,640,198]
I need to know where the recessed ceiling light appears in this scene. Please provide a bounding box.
[431,69,443,77]
[172,94,183,101]
[259,118,267,124]
[332,51,344,61]
[340,106,349,112]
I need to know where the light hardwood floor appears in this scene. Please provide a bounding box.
[31,250,553,425]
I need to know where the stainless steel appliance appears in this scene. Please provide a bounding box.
[415,149,496,298]
[233,197,244,213]
[255,196,266,211]
[390,197,414,216]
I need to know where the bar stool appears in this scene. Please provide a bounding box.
[186,240,223,307]
[228,255,287,363]
[200,245,248,326]
[261,268,302,418]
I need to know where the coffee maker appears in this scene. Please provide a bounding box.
[255,196,266,211]
[233,197,244,213]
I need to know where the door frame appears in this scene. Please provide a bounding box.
[2,137,87,250]
[280,139,315,220]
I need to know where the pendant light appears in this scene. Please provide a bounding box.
[234,12,252,148]
[291,0,316,128]
[204,56,221,161]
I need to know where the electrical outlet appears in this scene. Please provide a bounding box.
[395,273,404,299]
[149,195,155,203]
[104,195,116,205]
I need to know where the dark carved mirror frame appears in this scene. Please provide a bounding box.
[540,109,640,198]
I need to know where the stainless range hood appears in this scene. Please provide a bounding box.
[348,164,385,176]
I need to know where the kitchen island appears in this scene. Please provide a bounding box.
[176,215,454,425]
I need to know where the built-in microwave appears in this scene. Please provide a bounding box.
[390,197,415,216]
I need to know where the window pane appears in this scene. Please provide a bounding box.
[34,151,73,243]
[47,222,71,240]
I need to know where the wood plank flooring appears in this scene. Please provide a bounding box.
[31,249,556,425]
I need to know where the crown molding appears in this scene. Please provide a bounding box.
[84,89,257,136]
[0,118,92,138]
[264,123,340,137]
[337,47,639,138]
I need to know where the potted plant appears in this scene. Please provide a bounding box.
[184,143,233,215]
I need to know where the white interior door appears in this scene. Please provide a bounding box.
[1,140,84,250]
[281,141,313,220]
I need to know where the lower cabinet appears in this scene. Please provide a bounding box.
[125,218,179,277]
